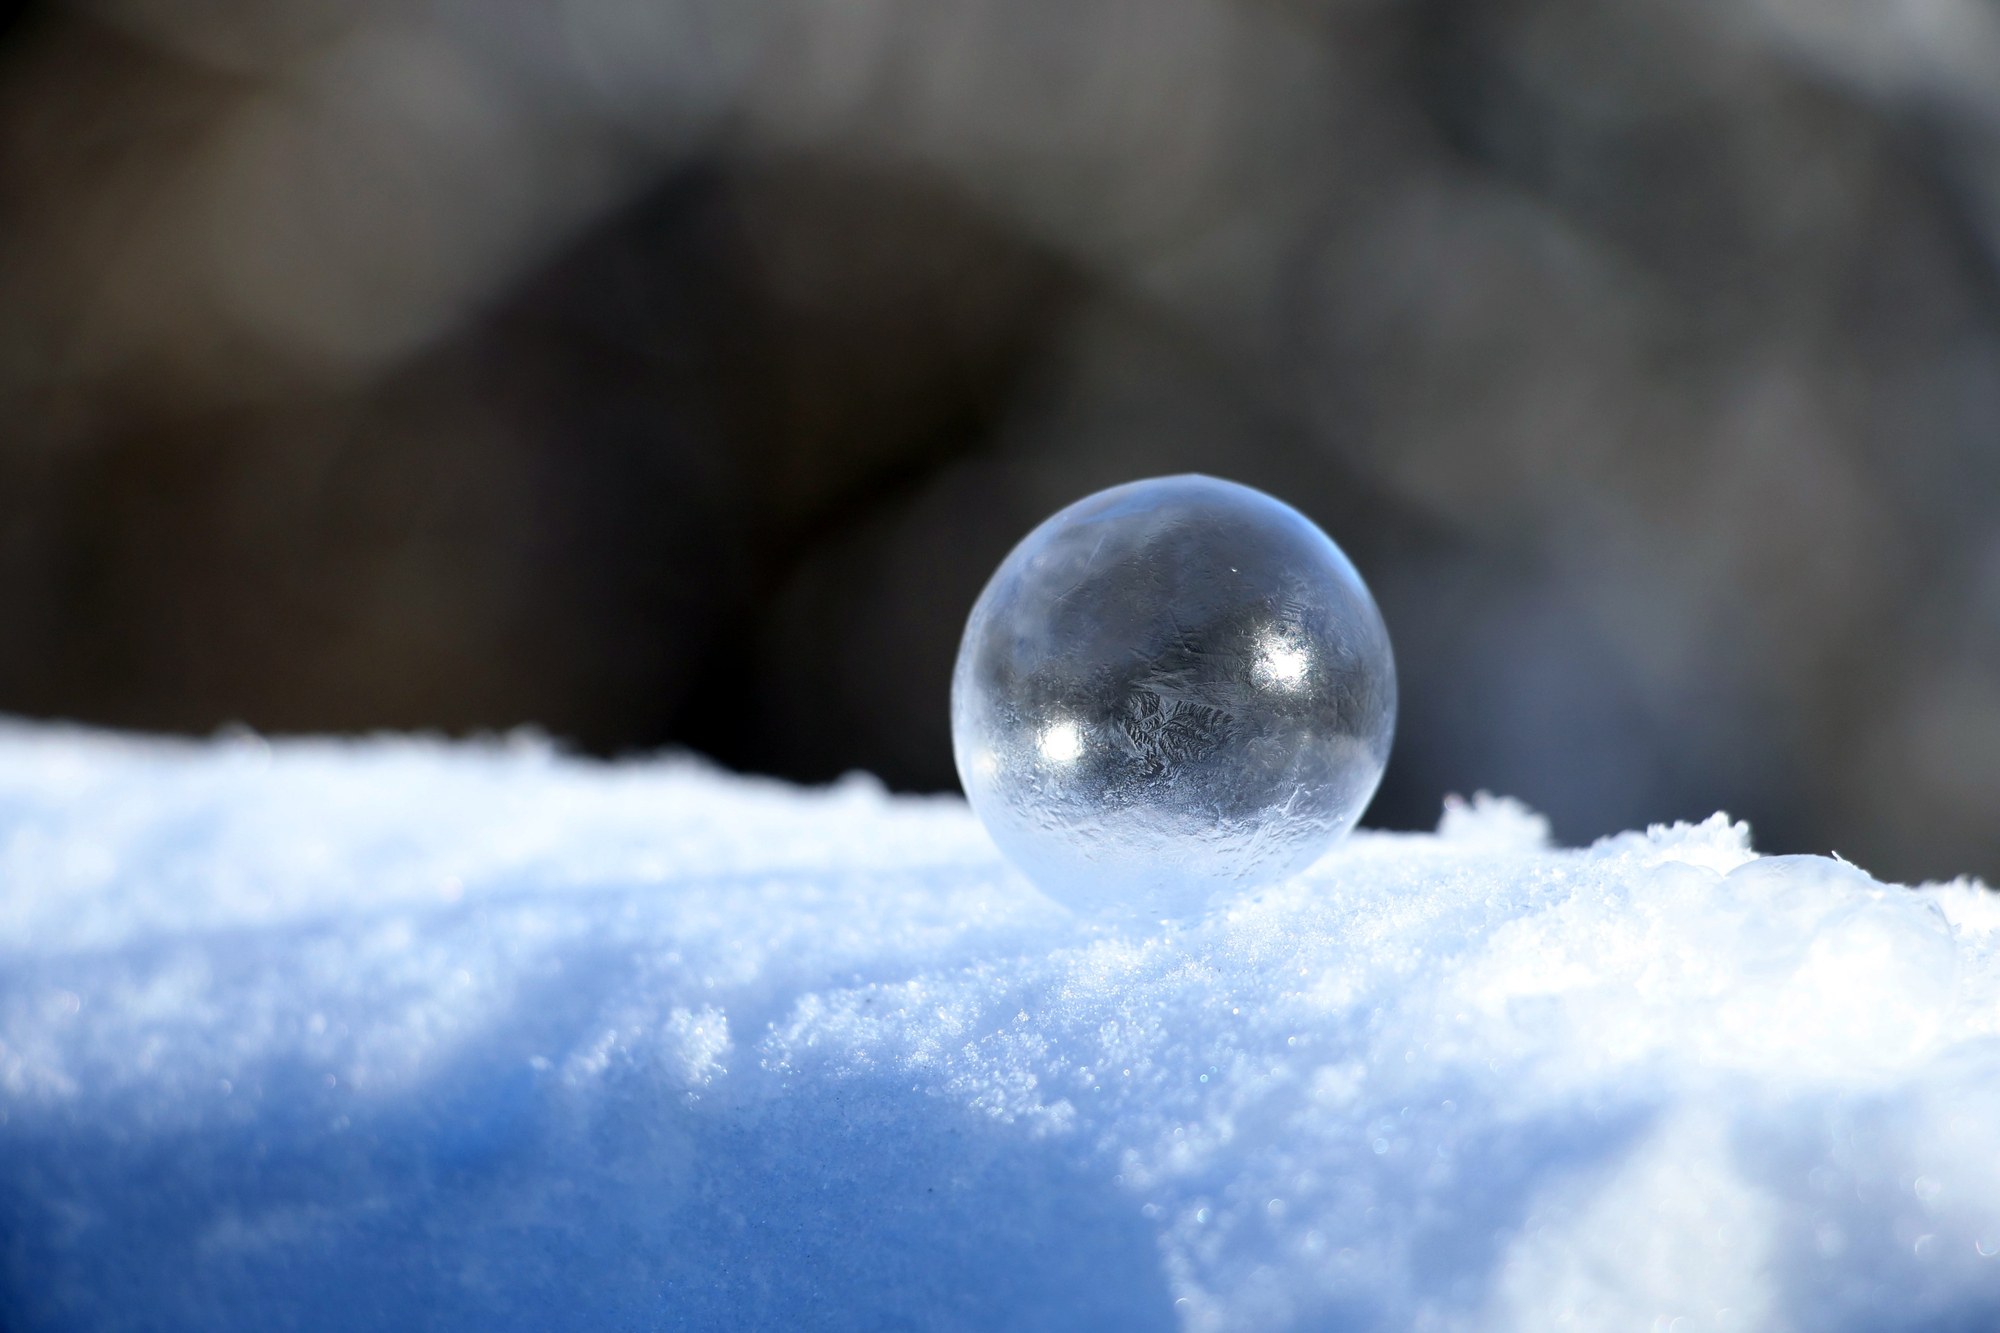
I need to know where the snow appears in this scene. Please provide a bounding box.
[3,723,1999,1331]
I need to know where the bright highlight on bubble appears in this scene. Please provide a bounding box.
[1038,721,1084,763]
[1254,637,1310,691]
[951,474,1397,918]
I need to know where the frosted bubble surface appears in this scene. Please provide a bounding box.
[951,475,1395,918]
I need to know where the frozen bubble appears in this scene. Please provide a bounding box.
[951,474,1395,918]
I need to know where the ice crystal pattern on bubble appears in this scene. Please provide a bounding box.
[951,474,1396,917]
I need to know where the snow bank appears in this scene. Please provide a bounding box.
[2,723,1998,1331]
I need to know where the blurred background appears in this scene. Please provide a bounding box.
[0,0,1996,881]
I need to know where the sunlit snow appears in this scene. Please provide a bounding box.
[2,723,1997,1331]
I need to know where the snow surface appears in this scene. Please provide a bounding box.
[3,722,2000,1332]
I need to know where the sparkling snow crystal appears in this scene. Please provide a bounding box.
[2,724,1998,1330]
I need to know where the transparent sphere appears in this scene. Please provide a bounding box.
[951,475,1396,919]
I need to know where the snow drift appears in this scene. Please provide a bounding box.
[2,723,1997,1330]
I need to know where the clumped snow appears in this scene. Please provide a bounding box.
[2,723,1998,1331]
